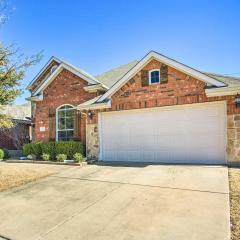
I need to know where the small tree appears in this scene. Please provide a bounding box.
[0,0,42,128]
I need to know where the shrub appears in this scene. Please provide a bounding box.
[3,149,10,159]
[0,148,4,160]
[73,153,84,162]
[23,143,32,156]
[56,153,67,162]
[22,141,84,161]
[31,141,42,158]
[41,141,55,160]
[55,141,84,159]
[42,153,50,161]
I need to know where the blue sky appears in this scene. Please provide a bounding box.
[1,0,240,105]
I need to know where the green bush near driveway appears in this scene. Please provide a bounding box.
[42,153,50,161]
[31,141,42,158]
[41,141,56,160]
[23,141,85,161]
[73,153,84,162]
[55,141,84,159]
[3,149,10,159]
[56,154,67,162]
[23,143,32,156]
[0,148,5,160]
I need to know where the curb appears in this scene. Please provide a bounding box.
[5,159,88,167]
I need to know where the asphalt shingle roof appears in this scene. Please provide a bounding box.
[95,60,138,88]
[95,60,240,88]
[204,72,240,87]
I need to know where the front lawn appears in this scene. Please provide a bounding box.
[229,167,240,240]
[0,162,67,192]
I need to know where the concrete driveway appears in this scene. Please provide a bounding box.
[0,163,230,240]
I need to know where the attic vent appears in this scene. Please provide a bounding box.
[51,65,58,74]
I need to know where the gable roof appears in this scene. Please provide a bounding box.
[95,60,138,88]
[96,51,227,103]
[28,57,103,95]
[27,56,61,90]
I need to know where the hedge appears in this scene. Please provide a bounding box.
[23,141,85,160]
[41,141,56,160]
[0,148,4,160]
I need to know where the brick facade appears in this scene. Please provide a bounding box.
[33,59,240,162]
[86,60,240,161]
[34,69,96,143]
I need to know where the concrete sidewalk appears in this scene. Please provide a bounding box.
[0,164,230,240]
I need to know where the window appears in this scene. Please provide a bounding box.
[149,69,160,84]
[56,105,74,141]
[50,65,58,74]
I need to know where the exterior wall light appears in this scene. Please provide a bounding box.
[87,110,93,119]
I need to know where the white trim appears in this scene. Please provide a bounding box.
[97,51,226,102]
[77,100,111,111]
[83,84,108,93]
[205,86,240,97]
[34,64,63,95]
[25,94,43,102]
[56,104,75,141]
[98,112,103,160]
[33,62,99,95]
[149,69,160,85]
[26,57,61,90]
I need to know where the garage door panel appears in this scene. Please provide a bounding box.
[100,102,226,164]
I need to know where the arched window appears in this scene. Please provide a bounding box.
[50,65,58,74]
[149,69,160,84]
[56,105,74,141]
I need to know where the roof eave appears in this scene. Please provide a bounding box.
[25,94,43,102]
[205,86,240,97]
[83,84,108,93]
[97,51,227,103]
[77,100,111,111]
[26,56,61,90]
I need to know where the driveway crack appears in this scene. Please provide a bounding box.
[35,184,121,240]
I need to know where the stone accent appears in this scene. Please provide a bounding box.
[32,58,240,163]
[86,123,99,159]
[227,114,240,162]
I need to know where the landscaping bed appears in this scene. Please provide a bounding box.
[229,167,240,240]
[5,159,87,166]
[22,141,86,163]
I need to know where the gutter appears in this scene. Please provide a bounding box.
[205,85,240,97]
[77,100,111,111]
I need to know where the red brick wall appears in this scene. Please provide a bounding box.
[34,69,96,142]
[34,59,240,144]
[88,59,239,124]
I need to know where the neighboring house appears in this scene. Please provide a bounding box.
[0,103,31,150]
[26,51,240,164]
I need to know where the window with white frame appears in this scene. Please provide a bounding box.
[149,69,160,84]
[57,105,74,141]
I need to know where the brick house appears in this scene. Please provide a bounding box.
[27,51,240,164]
